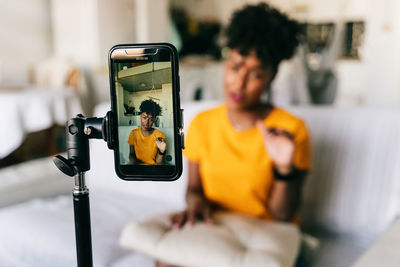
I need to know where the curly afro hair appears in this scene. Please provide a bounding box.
[226,3,301,70]
[139,99,162,117]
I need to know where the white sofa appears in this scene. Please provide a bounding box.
[0,101,400,267]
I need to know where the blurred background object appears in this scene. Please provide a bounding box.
[2,1,400,267]
[0,0,398,164]
[0,0,399,164]
[1,0,398,110]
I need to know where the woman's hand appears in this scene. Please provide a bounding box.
[168,191,213,230]
[257,121,295,174]
[154,136,167,153]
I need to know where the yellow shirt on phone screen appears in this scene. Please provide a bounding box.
[128,128,165,165]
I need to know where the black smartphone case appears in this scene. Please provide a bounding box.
[108,43,183,181]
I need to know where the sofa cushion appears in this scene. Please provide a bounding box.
[288,107,400,236]
[120,212,301,267]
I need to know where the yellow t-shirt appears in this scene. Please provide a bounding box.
[128,128,166,165]
[183,105,311,220]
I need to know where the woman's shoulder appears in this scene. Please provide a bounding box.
[268,106,308,133]
[128,128,140,143]
[130,127,141,134]
[153,128,165,136]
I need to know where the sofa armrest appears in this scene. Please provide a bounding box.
[352,218,400,267]
[0,156,73,208]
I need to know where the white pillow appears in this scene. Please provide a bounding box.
[120,212,301,267]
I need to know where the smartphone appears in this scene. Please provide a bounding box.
[109,43,183,180]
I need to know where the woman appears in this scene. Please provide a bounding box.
[169,3,311,228]
[128,99,167,165]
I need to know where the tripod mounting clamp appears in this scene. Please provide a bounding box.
[53,111,115,176]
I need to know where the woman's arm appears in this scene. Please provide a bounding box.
[154,136,167,165]
[129,145,137,164]
[187,161,203,195]
[154,151,164,165]
[169,161,213,228]
[267,170,306,221]
[187,161,213,223]
[257,122,308,221]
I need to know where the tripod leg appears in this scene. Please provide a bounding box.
[73,191,93,267]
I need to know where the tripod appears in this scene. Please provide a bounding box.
[53,112,115,267]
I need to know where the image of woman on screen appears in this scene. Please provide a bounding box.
[128,99,166,165]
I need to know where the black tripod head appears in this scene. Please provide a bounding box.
[53,111,115,176]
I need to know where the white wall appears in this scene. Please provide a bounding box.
[97,0,137,66]
[51,0,100,67]
[136,0,170,43]
[51,0,168,67]
[51,0,169,108]
[0,0,52,86]
[361,0,400,106]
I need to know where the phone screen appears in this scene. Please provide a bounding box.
[109,44,182,180]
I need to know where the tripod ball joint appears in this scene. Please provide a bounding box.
[54,112,115,177]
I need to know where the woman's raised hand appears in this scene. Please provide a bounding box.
[256,121,295,174]
[154,136,167,153]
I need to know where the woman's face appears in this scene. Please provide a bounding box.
[224,49,274,111]
[140,112,154,131]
